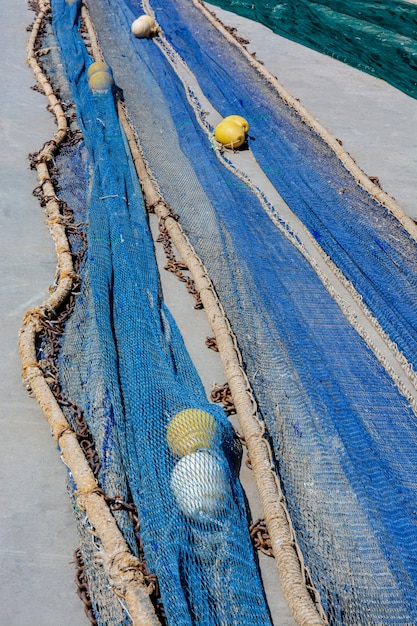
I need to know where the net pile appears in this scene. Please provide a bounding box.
[26,0,417,624]
[206,0,417,99]
[82,0,417,623]
[40,0,274,624]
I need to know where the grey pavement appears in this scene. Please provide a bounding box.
[1,0,88,624]
[1,0,415,624]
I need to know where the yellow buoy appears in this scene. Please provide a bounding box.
[87,61,111,80]
[166,408,218,457]
[214,119,246,149]
[131,15,156,38]
[223,114,249,133]
[88,70,114,92]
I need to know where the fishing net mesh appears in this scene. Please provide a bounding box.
[26,0,417,624]
[32,0,273,624]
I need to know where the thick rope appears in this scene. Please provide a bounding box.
[81,0,326,621]
[21,2,160,624]
[82,6,317,622]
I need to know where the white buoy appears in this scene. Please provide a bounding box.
[170,451,229,521]
[131,15,156,38]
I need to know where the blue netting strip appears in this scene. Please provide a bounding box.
[53,0,272,624]
[132,0,417,375]
[81,0,417,623]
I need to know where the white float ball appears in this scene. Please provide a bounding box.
[131,15,156,38]
[170,451,229,521]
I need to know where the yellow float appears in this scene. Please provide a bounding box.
[214,118,246,149]
[87,61,111,79]
[166,408,218,457]
[88,70,114,92]
[223,114,249,133]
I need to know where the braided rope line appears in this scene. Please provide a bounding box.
[86,3,326,618]
[20,2,160,623]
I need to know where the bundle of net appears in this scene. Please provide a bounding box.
[50,0,272,624]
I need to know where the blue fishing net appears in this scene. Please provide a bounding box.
[82,0,417,623]
[48,0,417,623]
[51,0,273,624]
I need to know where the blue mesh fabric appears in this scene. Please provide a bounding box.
[53,0,272,624]
[82,0,417,623]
